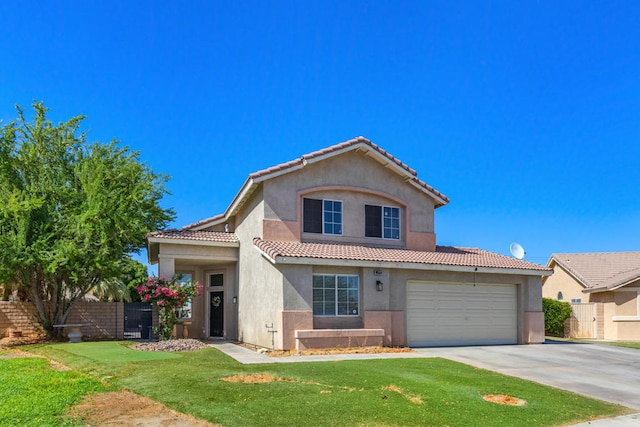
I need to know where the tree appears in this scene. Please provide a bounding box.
[0,102,175,337]
[92,257,149,302]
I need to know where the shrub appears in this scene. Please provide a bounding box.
[137,275,203,340]
[542,297,573,336]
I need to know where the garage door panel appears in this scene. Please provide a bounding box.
[407,282,517,347]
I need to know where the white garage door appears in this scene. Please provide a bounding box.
[407,281,517,347]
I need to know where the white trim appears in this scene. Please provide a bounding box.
[612,316,640,322]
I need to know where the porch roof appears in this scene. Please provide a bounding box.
[254,238,551,276]
[147,229,239,244]
[146,230,239,264]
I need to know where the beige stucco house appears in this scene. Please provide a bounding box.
[543,252,640,341]
[147,137,551,350]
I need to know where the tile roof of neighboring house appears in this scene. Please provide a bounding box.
[147,229,239,244]
[254,239,551,274]
[549,252,640,291]
[183,136,449,231]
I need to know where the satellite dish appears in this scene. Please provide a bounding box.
[510,242,526,260]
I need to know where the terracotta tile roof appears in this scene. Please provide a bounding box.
[550,252,640,290]
[147,229,239,244]
[181,214,224,231]
[254,239,550,273]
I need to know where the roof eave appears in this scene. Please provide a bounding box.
[146,236,239,248]
[260,253,550,276]
[548,256,590,288]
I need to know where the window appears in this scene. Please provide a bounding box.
[365,205,400,239]
[303,198,342,235]
[313,274,359,316]
[176,274,193,319]
[557,291,563,301]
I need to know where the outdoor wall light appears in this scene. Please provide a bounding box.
[375,280,383,292]
[232,296,238,304]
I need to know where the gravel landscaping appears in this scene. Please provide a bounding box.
[132,339,209,352]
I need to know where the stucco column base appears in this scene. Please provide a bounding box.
[364,311,405,346]
[279,310,313,350]
[524,311,545,344]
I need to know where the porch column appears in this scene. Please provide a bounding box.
[158,256,175,279]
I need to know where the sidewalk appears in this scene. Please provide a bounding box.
[206,340,432,364]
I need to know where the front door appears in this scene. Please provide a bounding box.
[209,291,224,337]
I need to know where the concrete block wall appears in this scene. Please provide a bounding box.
[65,301,124,340]
[0,302,43,337]
[1,301,128,339]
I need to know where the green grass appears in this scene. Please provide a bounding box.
[548,337,640,350]
[594,341,640,350]
[24,341,631,427]
[0,356,110,426]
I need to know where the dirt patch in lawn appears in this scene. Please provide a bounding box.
[220,373,298,383]
[0,335,47,348]
[68,391,221,427]
[0,348,70,371]
[482,394,527,406]
[382,384,424,404]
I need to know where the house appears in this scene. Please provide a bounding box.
[543,252,640,341]
[147,137,551,350]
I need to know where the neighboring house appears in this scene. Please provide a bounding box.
[543,252,640,341]
[147,137,551,350]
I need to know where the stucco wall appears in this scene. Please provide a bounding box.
[235,187,285,348]
[272,263,543,348]
[261,150,437,250]
[542,265,586,302]
[588,289,640,341]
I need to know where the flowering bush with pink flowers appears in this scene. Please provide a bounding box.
[137,275,203,340]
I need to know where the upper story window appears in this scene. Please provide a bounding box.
[303,198,342,235]
[365,205,400,239]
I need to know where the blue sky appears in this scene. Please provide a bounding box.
[1,1,639,268]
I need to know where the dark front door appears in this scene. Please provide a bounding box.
[209,291,224,337]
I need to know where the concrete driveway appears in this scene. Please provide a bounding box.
[417,340,640,410]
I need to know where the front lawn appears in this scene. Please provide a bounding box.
[25,342,631,427]
[0,355,110,426]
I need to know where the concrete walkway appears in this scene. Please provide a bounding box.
[207,340,640,426]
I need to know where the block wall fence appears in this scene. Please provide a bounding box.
[0,301,156,340]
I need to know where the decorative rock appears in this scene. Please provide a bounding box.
[132,339,208,352]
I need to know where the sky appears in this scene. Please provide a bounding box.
[1,1,639,269]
